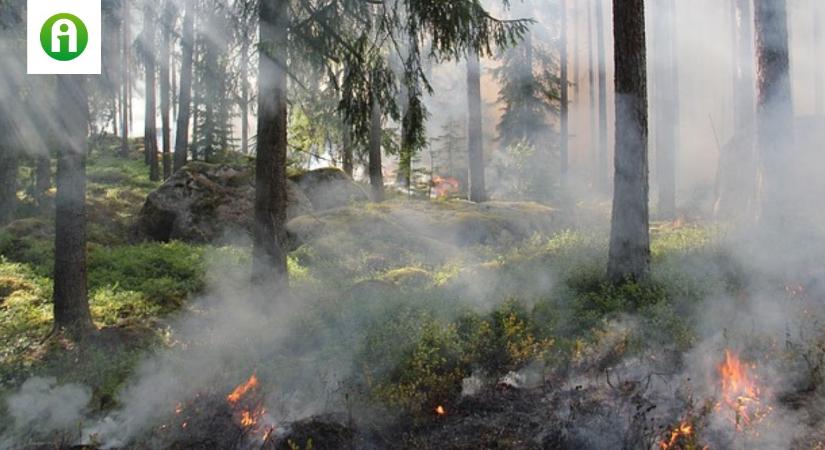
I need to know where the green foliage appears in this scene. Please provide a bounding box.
[88,242,207,310]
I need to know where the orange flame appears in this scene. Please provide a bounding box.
[432,176,460,198]
[227,374,259,405]
[717,350,770,431]
[435,405,446,416]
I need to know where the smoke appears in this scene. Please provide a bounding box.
[0,377,91,449]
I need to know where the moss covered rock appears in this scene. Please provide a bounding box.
[134,162,311,242]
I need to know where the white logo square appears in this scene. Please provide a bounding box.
[27,0,101,74]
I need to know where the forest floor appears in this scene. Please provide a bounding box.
[2,141,825,449]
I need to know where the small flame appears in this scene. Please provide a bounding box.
[717,350,770,431]
[435,405,446,416]
[227,374,259,405]
[432,176,460,198]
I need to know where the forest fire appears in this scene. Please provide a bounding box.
[226,374,274,438]
[659,421,706,450]
[432,176,460,198]
[717,350,770,431]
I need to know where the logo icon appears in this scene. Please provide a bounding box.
[40,13,88,61]
[27,0,101,75]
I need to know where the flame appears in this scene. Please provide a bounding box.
[659,421,693,450]
[227,374,259,405]
[435,405,446,416]
[432,176,460,198]
[717,350,770,431]
[226,374,275,438]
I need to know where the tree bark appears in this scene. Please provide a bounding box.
[754,0,793,226]
[587,0,597,185]
[160,1,173,179]
[467,49,487,202]
[240,30,250,155]
[0,132,16,227]
[174,0,195,172]
[368,76,385,202]
[607,0,650,283]
[144,2,160,181]
[53,75,94,337]
[595,0,609,192]
[120,1,130,157]
[653,0,678,219]
[252,0,290,286]
[560,0,570,181]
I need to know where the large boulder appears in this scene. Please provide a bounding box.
[289,168,369,211]
[134,162,312,242]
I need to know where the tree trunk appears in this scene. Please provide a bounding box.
[160,1,173,179]
[240,31,250,155]
[53,75,94,337]
[812,0,825,116]
[174,0,195,172]
[560,0,570,181]
[467,49,487,202]
[342,125,353,177]
[144,2,160,181]
[607,0,650,283]
[120,1,130,157]
[35,155,50,206]
[0,133,16,227]
[252,0,290,286]
[573,0,580,100]
[595,0,609,192]
[587,0,597,185]
[368,78,385,202]
[653,0,678,219]
[754,0,793,226]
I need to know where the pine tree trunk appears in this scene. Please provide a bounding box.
[754,0,793,226]
[815,0,823,115]
[560,0,570,181]
[607,0,650,282]
[573,0,580,100]
[252,0,289,286]
[144,2,160,181]
[0,134,16,227]
[240,34,250,155]
[595,0,609,193]
[174,0,195,171]
[467,49,487,202]
[653,0,678,219]
[587,0,597,185]
[35,155,50,207]
[342,125,353,177]
[368,79,385,202]
[120,2,130,157]
[160,1,173,179]
[53,75,94,337]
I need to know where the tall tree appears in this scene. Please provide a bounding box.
[144,1,160,181]
[595,0,609,192]
[607,0,650,282]
[53,75,94,336]
[715,0,756,218]
[252,0,290,285]
[560,0,570,181]
[467,48,487,202]
[587,0,597,184]
[0,116,16,227]
[160,1,174,179]
[815,0,823,115]
[369,72,385,202]
[120,1,131,157]
[174,0,195,171]
[652,0,678,218]
[754,0,793,226]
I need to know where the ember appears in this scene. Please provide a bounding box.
[435,405,446,416]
